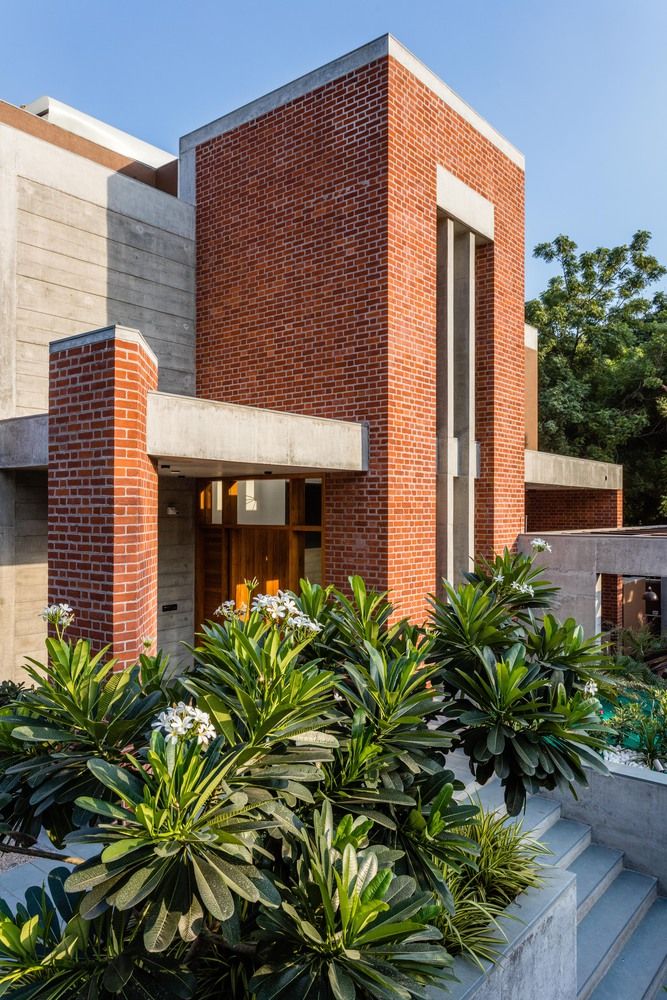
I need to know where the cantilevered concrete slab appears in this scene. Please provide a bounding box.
[0,414,48,468]
[147,391,368,477]
[0,394,368,476]
[525,449,622,491]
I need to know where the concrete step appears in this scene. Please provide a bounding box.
[577,869,658,1000]
[568,844,624,920]
[587,898,667,1000]
[541,818,592,868]
[506,794,562,839]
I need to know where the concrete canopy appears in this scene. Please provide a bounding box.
[148,391,368,478]
[0,394,368,478]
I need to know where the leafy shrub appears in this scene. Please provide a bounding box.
[0,557,610,997]
[430,548,611,814]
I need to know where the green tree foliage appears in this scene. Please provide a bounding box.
[525,230,667,523]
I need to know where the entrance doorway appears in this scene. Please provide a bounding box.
[195,477,323,624]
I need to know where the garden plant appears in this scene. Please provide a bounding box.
[0,544,612,998]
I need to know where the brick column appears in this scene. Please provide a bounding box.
[48,326,158,667]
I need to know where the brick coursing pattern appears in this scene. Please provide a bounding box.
[48,335,158,666]
[194,55,525,620]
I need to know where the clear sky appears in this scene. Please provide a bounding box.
[3,0,666,298]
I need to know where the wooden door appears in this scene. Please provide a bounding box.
[230,527,291,608]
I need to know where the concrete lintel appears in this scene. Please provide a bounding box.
[147,392,368,475]
[436,166,494,241]
[524,323,538,350]
[48,325,158,367]
[179,35,524,203]
[525,449,623,491]
[0,414,48,469]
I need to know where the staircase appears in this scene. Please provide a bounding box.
[471,778,667,1000]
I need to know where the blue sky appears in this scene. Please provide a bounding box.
[3,0,666,298]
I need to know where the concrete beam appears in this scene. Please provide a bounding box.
[0,415,48,468]
[147,392,368,475]
[436,167,494,241]
[525,449,622,491]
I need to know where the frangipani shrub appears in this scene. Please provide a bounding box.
[0,550,611,997]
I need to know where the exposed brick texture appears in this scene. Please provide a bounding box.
[525,488,623,533]
[194,55,525,619]
[48,331,158,666]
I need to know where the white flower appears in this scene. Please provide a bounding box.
[510,581,535,598]
[40,603,75,630]
[584,680,598,697]
[152,703,217,750]
[492,573,505,584]
[530,538,552,553]
[251,591,321,642]
[214,600,239,621]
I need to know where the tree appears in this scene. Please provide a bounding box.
[525,230,667,524]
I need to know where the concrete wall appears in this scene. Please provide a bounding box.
[0,118,195,421]
[157,478,195,668]
[445,867,577,1000]
[0,115,195,678]
[544,763,667,893]
[13,472,48,675]
[0,471,48,681]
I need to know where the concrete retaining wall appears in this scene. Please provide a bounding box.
[543,762,667,893]
[441,866,577,1000]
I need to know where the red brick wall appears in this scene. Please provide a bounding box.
[525,488,623,533]
[48,330,158,666]
[194,55,525,618]
[386,58,525,577]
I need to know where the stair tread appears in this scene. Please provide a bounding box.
[588,898,667,1000]
[540,818,591,866]
[506,794,561,835]
[577,869,657,993]
[469,779,506,813]
[568,844,624,911]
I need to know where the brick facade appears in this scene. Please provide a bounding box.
[194,54,525,619]
[525,488,623,533]
[48,328,158,666]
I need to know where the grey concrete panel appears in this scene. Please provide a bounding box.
[525,449,622,491]
[147,392,368,474]
[157,478,195,668]
[0,415,48,468]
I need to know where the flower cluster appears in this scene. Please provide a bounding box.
[214,600,247,622]
[583,680,599,698]
[40,603,75,632]
[251,591,322,640]
[510,581,535,598]
[530,537,552,553]
[152,702,217,749]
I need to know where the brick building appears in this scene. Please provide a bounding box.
[0,36,626,676]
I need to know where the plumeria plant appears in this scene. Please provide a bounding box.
[0,553,613,998]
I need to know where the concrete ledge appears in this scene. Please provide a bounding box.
[525,449,622,491]
[0,414,48,468]
[147,391,368,475]
[543,763,667,893]
[48,324,158,366]
[440,867,577,1000]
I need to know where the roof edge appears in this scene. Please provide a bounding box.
[179,33,524,169]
